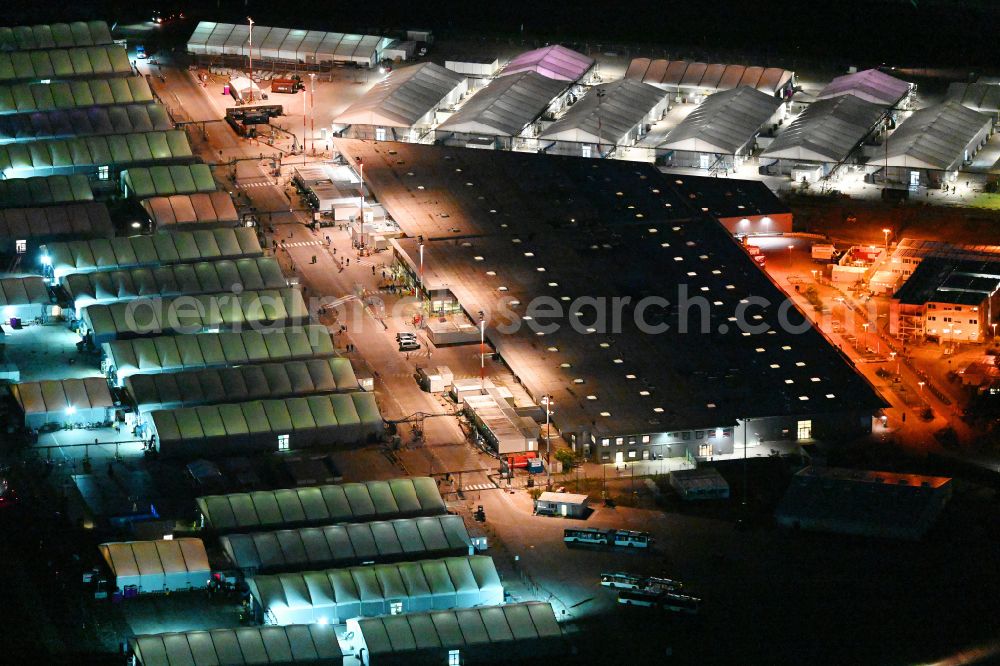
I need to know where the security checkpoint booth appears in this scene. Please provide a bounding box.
[248,555,503,626]
[98,538,211,594]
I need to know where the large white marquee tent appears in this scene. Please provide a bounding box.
[98,538,211,593]
[197,477,446,532]
[130,625,343,666]
[661,85,782,156]
[761,95,886,165]
[334,62,467,130]
[437,71,567,138]
[539,78,668,148]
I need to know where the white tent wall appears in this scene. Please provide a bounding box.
[249,556,502,626]
[197,477,446,532]
[0,274,50,322]
[98,538,210,594]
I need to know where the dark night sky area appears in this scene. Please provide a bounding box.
[4,0,1000,69]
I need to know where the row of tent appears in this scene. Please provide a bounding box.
[63,256,287,309]
[145,391,382,457]
[220,514,473,573]
[0,202,112,241]
[81,288,310,343]
[129,625,344,666]
[539,78,668,146]
[142,192,239,230]
[333,62,468,129]
[438,71,568,138]
[0,103,172,143]
[0,45,132,83]
[0,76,154,115]
[12,376,113,429]
[197,477,446,532]
[0,274,49,307]
[187,22,391,68]
[248,555,503,626]
[125,356,359,412]
[0,21,112,52]
[46,227,263,279]
[0,173,93,206]
[103,325,336,382]
[121,164,218,198]
[0,130,193,177]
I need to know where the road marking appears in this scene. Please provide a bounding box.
[237,180,273,188]
[281,240,324,247]
[462,482,497,492]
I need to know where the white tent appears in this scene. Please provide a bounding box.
[142,192,239,231]
[146,391,383,458]
[871,101,992,171]
[348,602,563,666]
[120,163,218,199]
[197,477,446,532]
[816,68,911,108]
[947,82,1000,114]
[248,556,503,626]
[0,173,93,206]
[499,45,594,83]
[103,325,336,383]
[334,63,467,129]
[0,202,112,243]
[437,71,567,137]
[131,625,343,666]
[221,514,474,573]
[46,227,263,280]
[626,58,794,97]
[126,357,359,412]
[98,538,210,593]
[12,377,113,429]
[539,79,668,146]
[63,256,286,310]
[761,95,886,164]
[0,21,113,51]
[0,275,49,321]
[661,86,782,155]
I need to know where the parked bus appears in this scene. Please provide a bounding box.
[601,573,645,589]
[645,576,683,592]
[617,588,662,607]
[564,528,610,546]
[661,593,701,615]
[565,528,653,548]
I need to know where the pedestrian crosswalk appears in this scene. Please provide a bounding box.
[462,482,497,492]
[237,180,274,189]
[282,240,324,247]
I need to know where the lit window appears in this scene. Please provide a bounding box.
[390,602,402,615]
[601,438,610,447]
[277,434,290,451]
[641,435,650,444]
[375,127,386,141]
[615,437,624,445]
[97,165,110,180]
[448,649,461,666]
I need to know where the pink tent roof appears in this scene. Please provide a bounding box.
[499,45,594,83]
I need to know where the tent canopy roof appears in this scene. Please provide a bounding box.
[0,275,49,307]
[0,77,153,116]
[761,95,886,163]
[539,79,667,144]
[0,201,111,240]
[221,514,472,571]
[357,602,561,656]
[334,63,466,128]
[438,71,566,137]
[99,538,210,579]
[0,21,112,52]
[0,173,92,206]
[126,356,359,410]
[104,325,336,379]
[130,625,343,666]
[816,68,911,107]
[874,100,992,171]
[625,58,793,95]
[500,45,594,83]
[661,86,781,154]
[198,477,446,531]
[13,376,111,415]
[947,82,1000,113]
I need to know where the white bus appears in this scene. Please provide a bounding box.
[600,573,645,589]
[564,528,610,545]
[661,593,701,615]
[565,528,653,548]
[617,588,662,607]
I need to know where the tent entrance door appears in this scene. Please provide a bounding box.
[909,170,920,189]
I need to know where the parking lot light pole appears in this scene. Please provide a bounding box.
[541,395,553,489]
[247,17,254,103]
[882,228,891,250]
[478,311,485,390]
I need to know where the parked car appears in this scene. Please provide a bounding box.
[399,340,421,352]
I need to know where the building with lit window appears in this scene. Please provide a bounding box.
[335,139,884,462]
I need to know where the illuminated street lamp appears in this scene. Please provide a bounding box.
[882,228,891,250]
[787,244,794,269]
[862,322,870,351]
[247,17,254,103]
[889,350,898,376]
[917,380,925,395]
[478,310,486,390]
[540,395,554,489]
